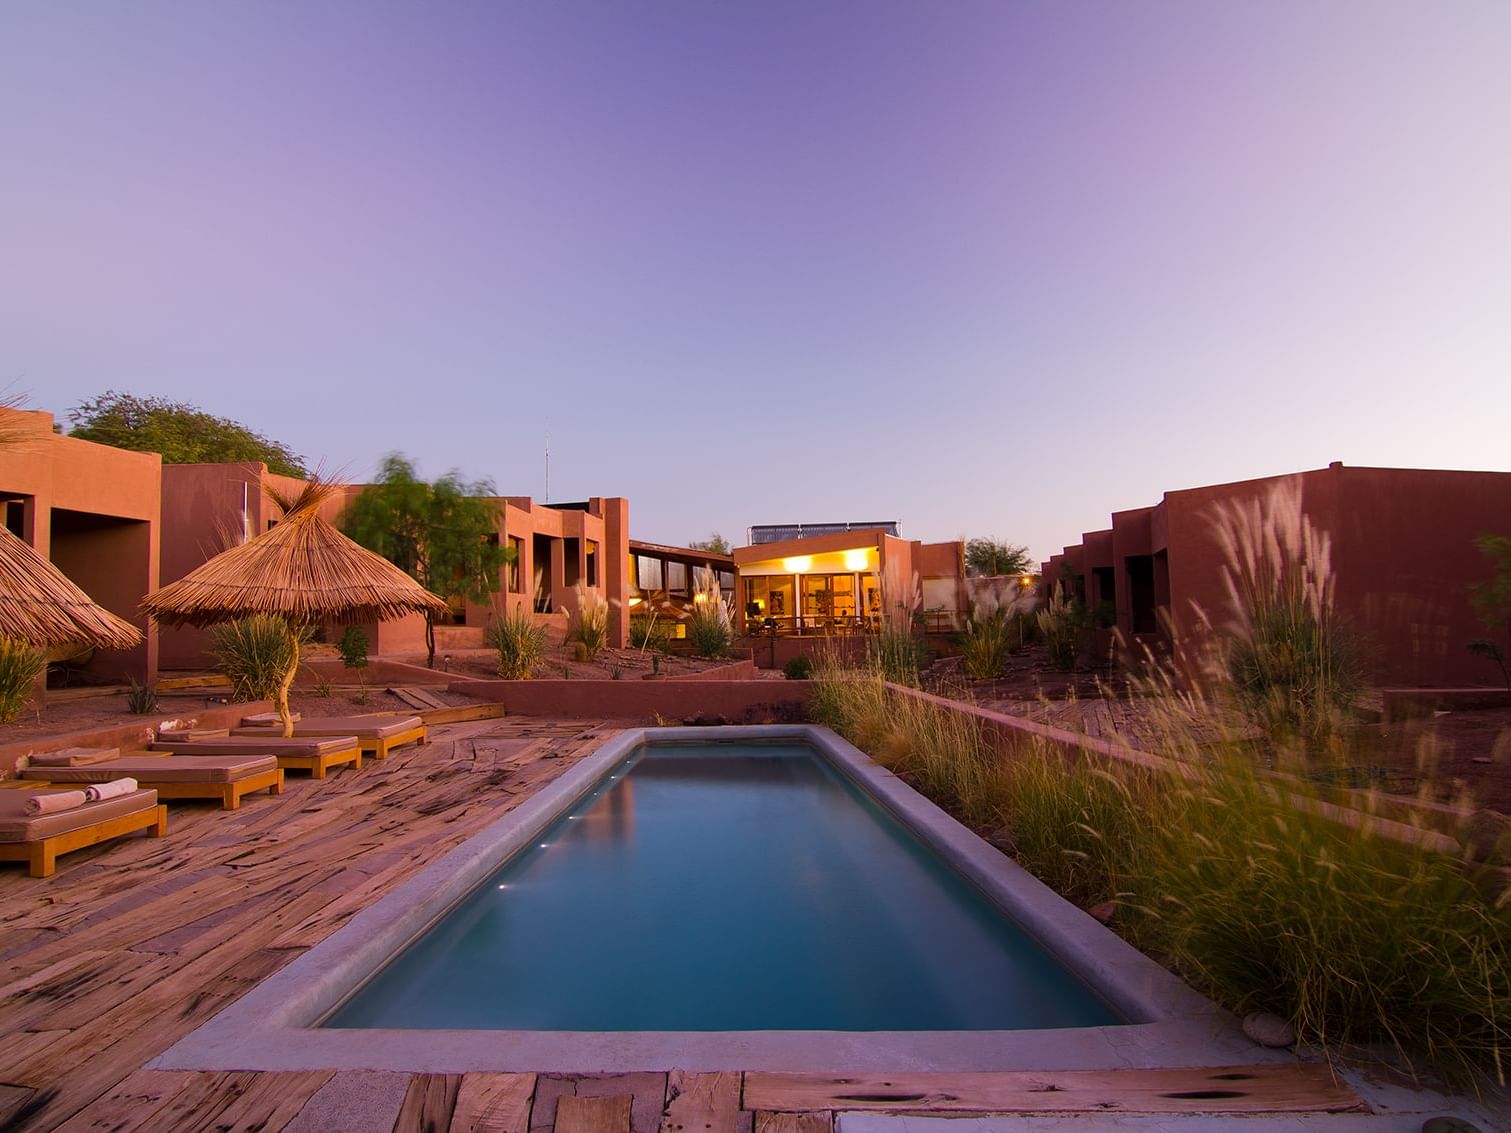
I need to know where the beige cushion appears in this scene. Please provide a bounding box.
[240,712,299,726]
[151,736,357,757]
[0,788,159,842]
[28,747,120,767]
[234,715,422,739]
[156,728,230,742]
[19,755,277,784]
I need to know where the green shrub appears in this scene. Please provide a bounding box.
[486,605,549,680]
[0,637,44,723]
[565,583,610,661]
[211,615,307,702]
[783,655,814,680]
[338,625,369,671]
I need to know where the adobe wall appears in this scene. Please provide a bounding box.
[451,677,809,722]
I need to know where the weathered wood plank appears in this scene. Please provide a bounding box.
[395,1073,462,1133]
[449,1072,535,1133]
[752,1114,830,1133]
[742,1067,1366,1116]
[0,1083,38,1130]
[49,1069,195,1133]
[661,1072,740,1133]
[185,1069,336,1133]
[555,1095,632,1133]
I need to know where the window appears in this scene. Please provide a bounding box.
[666,560,688,596]
[508,536,523,592]
[586,540,599,587]
[636,555,663,592]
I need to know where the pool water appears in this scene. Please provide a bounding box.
[325,741,1119,1031]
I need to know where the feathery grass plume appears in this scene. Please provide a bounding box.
[686,569,734,658]
[960,578,1037,679]
[564,582,610,661]
[0,637,45,722]
[869,562,924,684]
[1036,585,1084,671]
[486,601,548,680]
[1206,477,1364,753]
[211,615,311,701]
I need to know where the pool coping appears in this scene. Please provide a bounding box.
[153,725,1275,1073]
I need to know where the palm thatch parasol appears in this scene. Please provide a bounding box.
[0,526,143,651]
[142,478,449,735]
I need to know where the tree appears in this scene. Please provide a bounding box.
[67,391,308,476]
[689,533,732,555]
[1468,533,1511,692]
[340,454,510,668]
[965,537,1032,578]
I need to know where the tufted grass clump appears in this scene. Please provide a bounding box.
[565,583,610,661]
[809,650,1511,1087]
[486,604,549,680]
[211,615,309,701]
[0,637,45,723]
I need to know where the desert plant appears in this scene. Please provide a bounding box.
[0,637,44,723]
[565,583,610,661]
[960,606,1013,679]
[211,615,311,702]
[486,604,548,680]
[783,655,814,680]
[338,625,369,671]
[611,665,622,680]
[1036,588,1084,671]
[125,678,159,714]
[1210,480,1364,749]
[652,653,662,676]
[686,575,734,659]
[629,613,668,650]
[310,672,334,698]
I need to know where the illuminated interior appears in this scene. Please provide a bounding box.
[740,546,880,634]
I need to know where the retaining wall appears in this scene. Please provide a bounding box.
[449,678,809,723]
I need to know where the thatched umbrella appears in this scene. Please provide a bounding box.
[0,526,143,651]
[142,479,449,736]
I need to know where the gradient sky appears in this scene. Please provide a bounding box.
[4,1,1508,561]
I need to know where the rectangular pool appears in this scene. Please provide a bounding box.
[154,726,1245,1073]
[326,740,1118,1031]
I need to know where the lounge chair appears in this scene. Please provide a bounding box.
[20,753,283,810]
[150,734,362,778]
[233,714,426,759]
[0,787,167,877]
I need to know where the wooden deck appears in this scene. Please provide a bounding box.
[0,716,1365,1132]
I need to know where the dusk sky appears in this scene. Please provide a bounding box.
[4,1,1508,561]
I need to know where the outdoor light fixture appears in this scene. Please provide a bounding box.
[782,556,812,573]
[842,549,870,571]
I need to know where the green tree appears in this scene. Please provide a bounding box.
[1468,533,1511,691]
[67,391,308,476]
[689,533,732,555]
[340,454,510,668]
[965,537,1032,578]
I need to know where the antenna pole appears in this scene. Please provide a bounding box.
[544,433,550,503]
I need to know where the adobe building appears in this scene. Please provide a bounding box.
[158,465,633,666]
[733,526,967,666]
[626,539,736,638]
[0,409,159,681]
[1043,462,1511,687]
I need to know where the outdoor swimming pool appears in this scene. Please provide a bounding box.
[325,739,1118,1031]
[157,725,1238,1072]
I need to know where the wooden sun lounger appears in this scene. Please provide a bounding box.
[234,714,427,759]
[0,788,167,877]
[150,735,362,778]
[20,755,284,810]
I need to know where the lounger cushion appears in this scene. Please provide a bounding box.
[156,728,230,742]
[27,747,120,767]
[240,712,299,726]
[19,755,277,784]
[235,715,422,739]
[0,788,160,842]
[151,737,357,757]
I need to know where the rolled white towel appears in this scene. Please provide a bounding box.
[83,778,139,802]
[24,790,89,816]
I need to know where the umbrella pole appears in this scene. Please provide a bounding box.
[276,625,301,738]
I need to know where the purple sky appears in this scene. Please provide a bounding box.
[4,1,1508,561]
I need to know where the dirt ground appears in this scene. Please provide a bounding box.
[924,646,1511,816]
